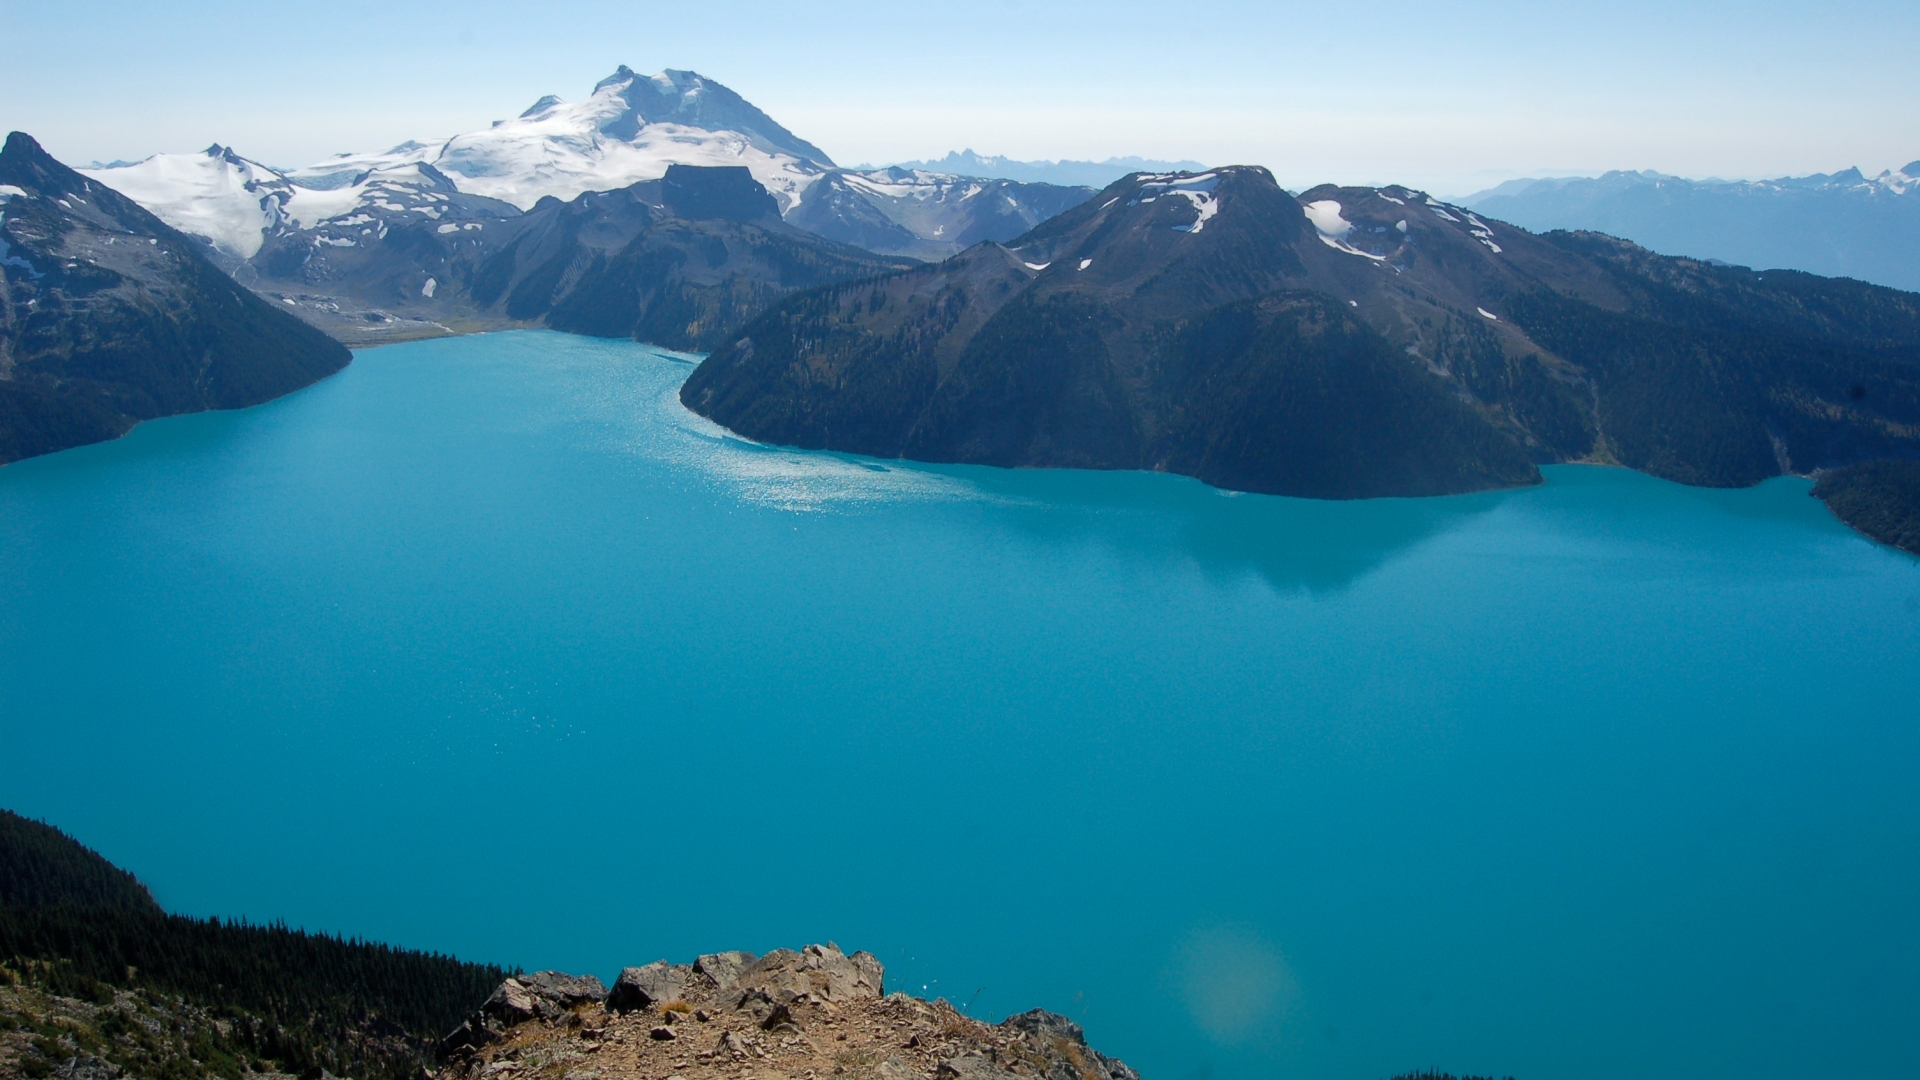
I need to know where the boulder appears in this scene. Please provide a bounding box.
[1000,1009,1083,1042]
[521,971,609,1009]
[731,986,778,1023]
[608,961,691,1013]
[694,950,756,989]
[481,980,540,1026]
[716,1030,751,1057]
[849,950,885,996]
[733,943,884,1004]
[479,972,608,1027]
[759,1002,796,1031]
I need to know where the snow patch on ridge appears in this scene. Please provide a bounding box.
[1302,200,1387,261]
[1132,173,1222,233]
[1465,211,1503,252]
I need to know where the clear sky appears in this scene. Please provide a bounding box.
[4,0,1915,195]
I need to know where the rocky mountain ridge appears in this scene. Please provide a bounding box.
[434,944,1137,1080]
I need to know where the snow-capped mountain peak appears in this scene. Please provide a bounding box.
[417,70,828,213]
[75,67,1105,266]
[78,145,293,258]
[80,67,841,254]
[268,67,837,215]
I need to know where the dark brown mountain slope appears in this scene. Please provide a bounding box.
[249,165,915,353]
[680,168,1920,499]
[0,132,350,464]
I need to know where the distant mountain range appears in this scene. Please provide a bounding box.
[78,69,1096,265]
[683,169,1920,500]
[14,68,1920,545]
[245,161,913,352]
[875,150,1208,189]
[1460,164,1920,292]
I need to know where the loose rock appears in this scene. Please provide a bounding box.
[436,946,1133,1080]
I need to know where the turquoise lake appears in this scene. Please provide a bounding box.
[3,330,1918,1080]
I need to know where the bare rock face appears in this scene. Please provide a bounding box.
[693,950,755,989]
[486,971,607,1023]
[608,961,691,1013]
[733,943,884,1005]
[999,1009,1140,1080]
[480,979,540,1026]
[524,971,610,1010]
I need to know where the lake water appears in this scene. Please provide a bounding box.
[3,331,1917,1080]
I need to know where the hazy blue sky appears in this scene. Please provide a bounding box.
[4,0,1915,193]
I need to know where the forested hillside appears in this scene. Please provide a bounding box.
[0,811,506,1080]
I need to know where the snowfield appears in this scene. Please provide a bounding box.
[79,146,291,258]
[75,66,1110,264]
[77,68,834,257]
[1302,199,1387,260]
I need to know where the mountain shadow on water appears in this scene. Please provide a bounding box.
[681,167,1920,504]
[921,460,1508,594]
[0,132,351,465]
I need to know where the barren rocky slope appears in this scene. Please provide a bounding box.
[437,945,1136,1080]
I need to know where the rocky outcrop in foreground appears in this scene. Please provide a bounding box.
[436,944,1137,1080]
